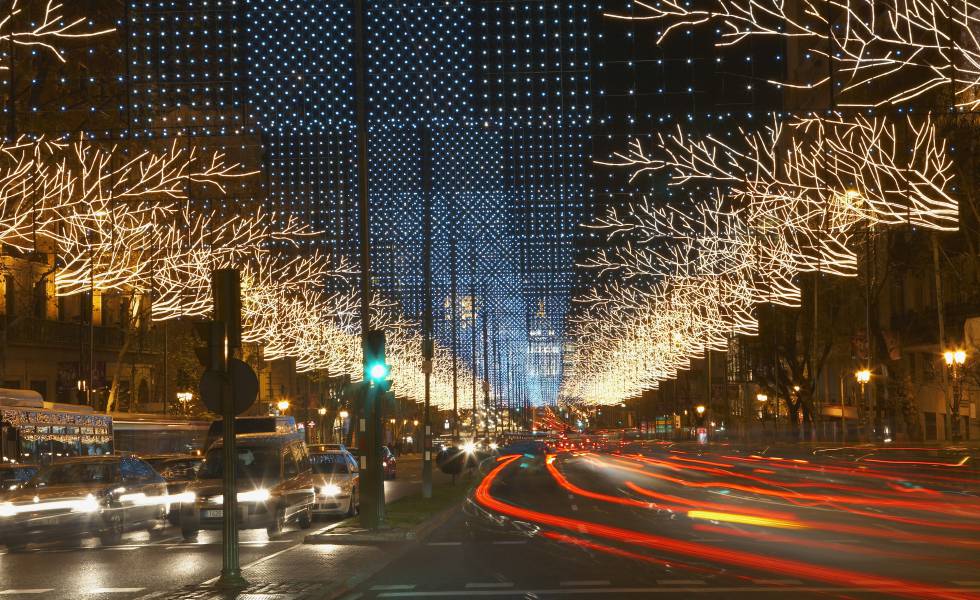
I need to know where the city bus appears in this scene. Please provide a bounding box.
[1,389,211,464]
[0,390,112,464]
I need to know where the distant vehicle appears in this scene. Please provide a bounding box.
[0,455,167,550]
[112,414,210,456]
[309,450,359,517]
[179,432,315,539]
[141,455,203,524]
[381,446,397,480]
[308,443,348,453]
[0,463,38,491]
[204,415,298,450]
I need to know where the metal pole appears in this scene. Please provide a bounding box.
[470,247,477,440]
[450,237,459,442]
[353,0,383,530]
[482,294,490,444]
[421,125,433,499]
[213,270,245,589]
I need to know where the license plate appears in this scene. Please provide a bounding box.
[203,509,223,519]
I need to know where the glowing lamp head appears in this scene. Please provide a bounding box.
[317,407,327,416]
[855,369,871,384]
[276,400,290,412]
[339,410,349,419]
[695,405,706,416]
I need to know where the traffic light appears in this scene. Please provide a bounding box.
[193,320,226,372]
[364,330,390,386]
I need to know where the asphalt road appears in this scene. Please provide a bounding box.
[0,456,430,600]
[345,444,980,599]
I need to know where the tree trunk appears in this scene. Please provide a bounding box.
[105,326,134,413]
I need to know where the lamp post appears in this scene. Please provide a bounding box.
[339,409,349,445]
[755,394,768,440]
[277,399,290,414]
[318,407,327,443]
[944,350,967,441]
[855,369,871,441]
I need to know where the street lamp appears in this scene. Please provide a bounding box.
[176,391,193,416]
[277,399,290,413]
[855,369,871,385]
[944,349,968,441]
[339,410,349,419]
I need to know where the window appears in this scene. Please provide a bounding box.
[121,457,157,482]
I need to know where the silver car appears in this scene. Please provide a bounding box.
[310,450,358,517]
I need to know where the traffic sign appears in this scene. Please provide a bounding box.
[200,358,259,415]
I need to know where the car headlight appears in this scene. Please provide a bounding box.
[238,489,271,503]
[209,489,271,504]
[171,491,196,504]
[320,484,342,497]
[463,442,476,454]
[71,494,100,513]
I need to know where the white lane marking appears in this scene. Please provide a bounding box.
[752,579,802,585]
[370,585,417,591]
[0,591,54,595]
[560,580,611,587]
[491,541,526,545]
[465,583,514,589]
[86,589,145,594]
[107,547,137,551]
[657,580,706,585]
[427,542,462,546]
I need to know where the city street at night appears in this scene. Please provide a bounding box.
[348,445,980,599]
[2,0,980,598]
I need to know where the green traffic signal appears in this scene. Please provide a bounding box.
[368,362,389,382]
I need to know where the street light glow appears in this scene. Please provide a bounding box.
[855,369,871,384]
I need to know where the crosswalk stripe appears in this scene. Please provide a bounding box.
[86,589,145,594]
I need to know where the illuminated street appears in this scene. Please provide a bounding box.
[0,460,431,599]
[1,0,980,599]
[348,445,980,599]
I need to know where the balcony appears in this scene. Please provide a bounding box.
[0,317,161,354]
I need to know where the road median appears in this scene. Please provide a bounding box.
[304,470,475,544]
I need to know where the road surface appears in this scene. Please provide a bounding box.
[345,443,980,599]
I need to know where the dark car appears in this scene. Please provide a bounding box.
[142,455,203,524]
[179,433,315,539]
[0,456,168,550]
[0,464,38,491]
[381,446,396,480]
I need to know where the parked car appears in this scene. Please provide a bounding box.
[141,454,203,524]
[381,446,396,480]
[309,450,358,517]
[0,455,168,550]
[0,463,38,491]
[179,433,315,539]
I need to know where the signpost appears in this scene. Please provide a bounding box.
[196,269,257,589]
